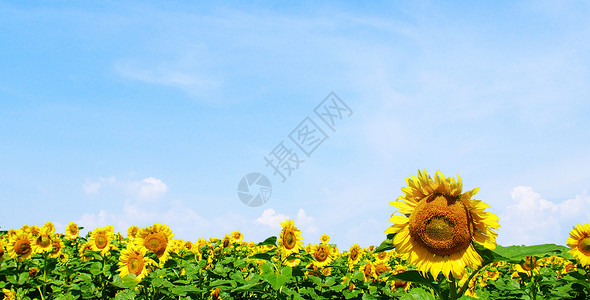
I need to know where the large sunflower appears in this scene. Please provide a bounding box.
[278,219,303,257]
[567,223,590,266]
[386,170,499,280]
[34,227,53,254]
[88,226,115,256]
[118,243,154,281]
[310,243,336,268]
[135,222,174,266]
[64,222,79,240]
[7,231,35,260]
[347,244,362,268]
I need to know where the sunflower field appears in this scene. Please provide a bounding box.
[1,170,590,300]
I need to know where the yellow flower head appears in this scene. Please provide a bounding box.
[386,170,500,280]
[127,225,140,240]
[48,238,65,258]
[567,223,590,266]
[65,222,79,240]
[278,219,303,256]
[320,234,330,244]
[43,222,55,234]
[34,227,53,254]
[310,243,335,268]
[347,244,362,268]
[230,230,244,244]
[118,243,154,281]
[135,222,174,266]
[88,226,115,256]
[2,288,16,300]
[210,287,222,300]
[7,231,35,260]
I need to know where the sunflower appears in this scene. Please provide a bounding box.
[118,243,153,281]
[34,227,53,254]
[320,234,330,244]
[127,225,140,240]
[135,222,174,266]
[567,223,590,266]
[230,230,243,244]
[0,238,5,260]
[373,261,391,280]
[183,240,195,253]
[30,225,41,238]
[278,219,303,257]
[347,244,362,268]
[88,226,115,256]
[79,242,94,262]
[374,250,390,262]
[386,170,499,280]
[310,244,335,268]
[43,222,55,234]
[210,288,222,300]
[64,222,79,240]
[7,231,35,260]
[360,262,375,282]
[48,238,65,259]
[2,289,16,300]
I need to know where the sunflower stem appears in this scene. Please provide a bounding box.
[42,251,48,298]
[448,274,458,300]
[529,255,537,300]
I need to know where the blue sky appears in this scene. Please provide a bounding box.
[1,1,589,249]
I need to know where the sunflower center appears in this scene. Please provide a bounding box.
[350,249,359,261]
[38,235,51,248]
[578,237,590,255]
[96,235,108,249]
[16,240,32,255]
[51,243,61,255]
[145,233,167,256]
[363,265,373,278]
[283,231,297,250]
[424,217,454,241]
[315,247,329,262]
[128,257,144,275]
[408,194,473,256]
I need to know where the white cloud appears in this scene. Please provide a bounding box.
[136,177,168,198]
[255,208,288,230]
[82,176,116,194]
[498,186,590,246]
[255,208,317,236]
[114,61,220,98]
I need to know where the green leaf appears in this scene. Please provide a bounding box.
[474,243,509,266]
[17,271,29,285]
[391,270,437,290]
[249,252,273,261]
[400,287,436,300]
[256,236,277,247]
[231,282,264,293]
[493,244,569,261]
[89,261,103,276]
[113,289,137,300]
[112,274,139,289]
[374,235,395,253]
[171,285,201,296]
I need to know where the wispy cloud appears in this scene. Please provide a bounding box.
[499,186,590,246]
[114,60,221,98]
